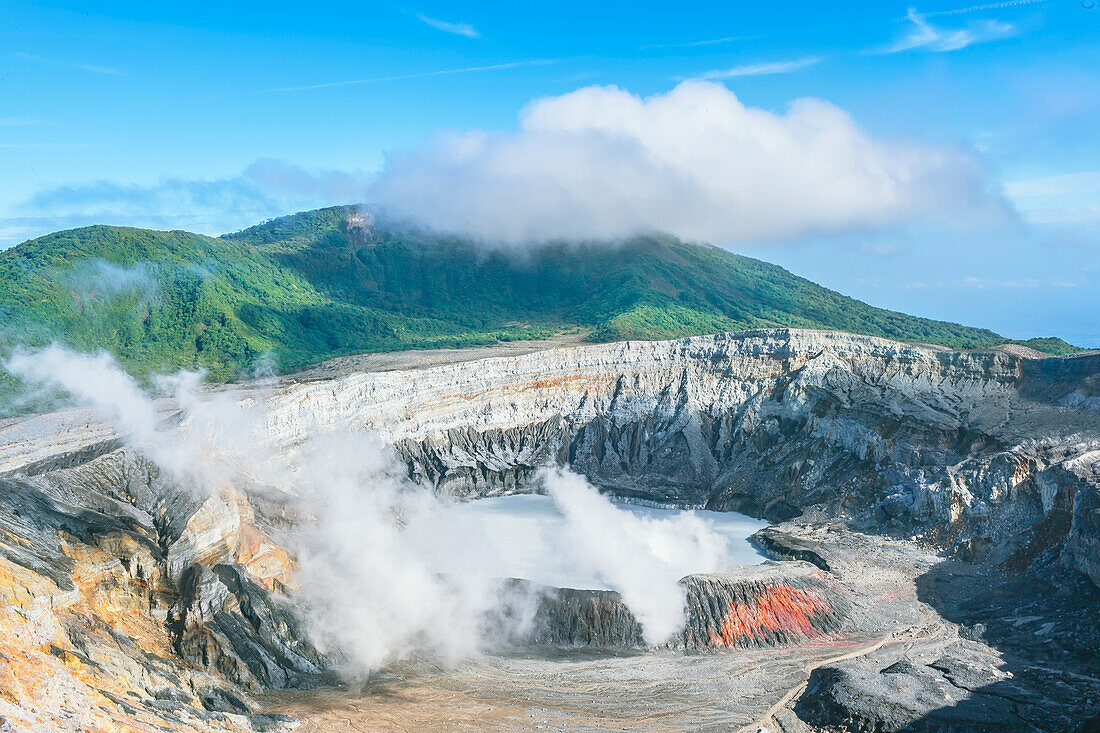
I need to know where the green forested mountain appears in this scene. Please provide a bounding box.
[0,205,1080,395]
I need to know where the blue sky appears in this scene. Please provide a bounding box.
[2,0,1098,344]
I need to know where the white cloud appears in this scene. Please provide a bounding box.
[961,276,1040,288]
[917,0,1046,17]
[369,80,1011,244]
[1011,204,1100,226]
[4,82,1013,249]
[275,59,552,92]
[877,8,1015,53]
[700,56,823,78]
[859,241,910,256]
[639,36,756,50]
[1004,171,1100,198]
[1004,171,1100,225]
[0,159,372,247]
[893,276,1080,290]
[15,51,123,76]
[417,13,480,39]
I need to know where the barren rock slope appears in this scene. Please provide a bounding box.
[0,328,1096,731]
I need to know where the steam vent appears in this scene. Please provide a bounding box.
[523,564,848,650]
[0,329,1097,731]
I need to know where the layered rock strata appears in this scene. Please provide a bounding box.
[524,562,848,650]
[0,329,1095,731]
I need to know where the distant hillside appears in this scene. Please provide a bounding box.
[0,206,1081,398]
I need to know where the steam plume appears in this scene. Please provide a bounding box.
[543,468,729,644]
[2,345,749,670]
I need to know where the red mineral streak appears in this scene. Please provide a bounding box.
[708,584,831,647]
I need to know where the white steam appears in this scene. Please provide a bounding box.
[291,432,529,672]
[370,80,1009,244]
[4,346,259,493]
[6,345,162,440]
[65,260,159,303]
[3,345,748,670]
[543,468,729,644]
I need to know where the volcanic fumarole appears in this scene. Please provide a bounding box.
[0,328,1096,731]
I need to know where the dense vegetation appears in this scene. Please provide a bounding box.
[0,205,1081,402]
[1003,337,1083,357]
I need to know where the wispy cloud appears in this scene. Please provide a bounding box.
[858,241,911,256]
[1004,171,1100,198]
[0,159,371,248]
[876,8,1015,53]
[275,59,556,92]
[700,56,823,79]
[14,51,123,76]
[0,142,90,150]
[416,12,480,39]
[916,0,1046,18]
[960,276,1069,288]
[0,117,48,127]
[1004,171,1100,225]
[639,36,757,50]
[880,275,1080,290]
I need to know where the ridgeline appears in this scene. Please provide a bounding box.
[0,205,1080,398]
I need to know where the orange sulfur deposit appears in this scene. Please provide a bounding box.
[528,566,849,651]
[678,569,848,650]
[707,584,832,647]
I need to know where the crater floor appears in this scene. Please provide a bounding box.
[265,522,1100,732]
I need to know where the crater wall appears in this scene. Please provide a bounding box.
[0,329,1096,731]
[263,329,1099,580]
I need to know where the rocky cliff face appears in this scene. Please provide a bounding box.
[266,329,1098,582]
[0,329,1096,732]
[0,444,316,731]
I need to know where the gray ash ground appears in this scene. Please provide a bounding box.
[264,522,1100,732]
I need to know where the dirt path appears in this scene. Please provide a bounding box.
[742,607,944,732]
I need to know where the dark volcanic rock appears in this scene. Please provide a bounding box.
[527,585,646,648]
[522,563,848,651]
[753,527,831,571]
[795,646,1029,733]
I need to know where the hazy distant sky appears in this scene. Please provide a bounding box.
[1,1,1097,344]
